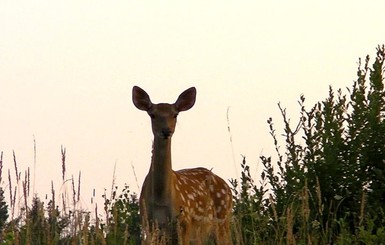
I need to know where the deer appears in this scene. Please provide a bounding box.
[132,86,233,245]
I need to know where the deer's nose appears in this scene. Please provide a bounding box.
[161,128,172,139]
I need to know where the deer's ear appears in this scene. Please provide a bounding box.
[175,87,196,112]
[132,86,152,111]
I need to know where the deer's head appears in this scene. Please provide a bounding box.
[132,86,196,139]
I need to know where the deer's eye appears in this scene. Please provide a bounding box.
[174,113,179,118]
[148,113,155,119]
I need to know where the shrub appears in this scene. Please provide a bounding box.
[103,184,141,244]
[232,45,385,244]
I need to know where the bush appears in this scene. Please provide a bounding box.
[232,45,385,244]
[103,184,141,244]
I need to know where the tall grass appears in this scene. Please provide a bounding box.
[0,144,143,244]
[1,152,383,244]
[0,147,95,244]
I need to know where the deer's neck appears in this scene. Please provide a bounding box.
[149,137,175,203]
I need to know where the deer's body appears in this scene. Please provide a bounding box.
[133,86,232,244]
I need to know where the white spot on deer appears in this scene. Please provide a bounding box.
[193,215,203,221]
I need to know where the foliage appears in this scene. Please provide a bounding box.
[0,188,8,233]
[230,157,271,244]
[231,45,385,244]
[103,184,141,245]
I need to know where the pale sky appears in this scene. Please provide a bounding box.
[1,1,385,213]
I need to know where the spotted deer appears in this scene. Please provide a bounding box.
[132,86,233,244]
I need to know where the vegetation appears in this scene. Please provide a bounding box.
[0,45,384,244]
[231,45,385,244]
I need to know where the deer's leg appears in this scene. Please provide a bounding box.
[215,220,232,245]
[176,218,191,245]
